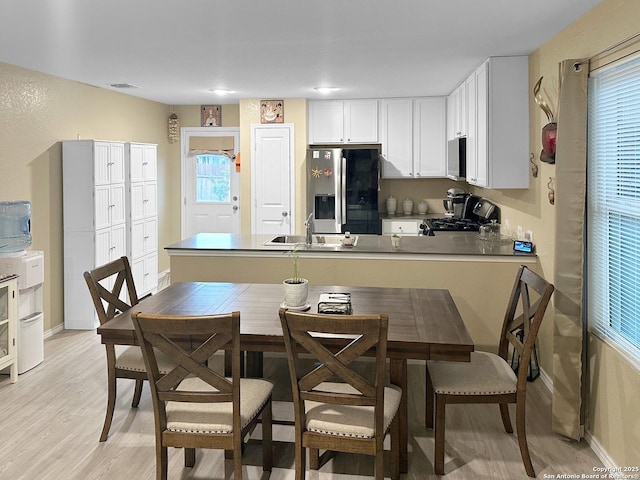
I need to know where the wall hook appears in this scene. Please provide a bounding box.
[530,153,539,178]
[547,177,555,205]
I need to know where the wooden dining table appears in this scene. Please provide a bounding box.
[97,281,474,472]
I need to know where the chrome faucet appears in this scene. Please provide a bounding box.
[305,213,314,246]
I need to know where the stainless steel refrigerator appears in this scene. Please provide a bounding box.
[306,146,381,234]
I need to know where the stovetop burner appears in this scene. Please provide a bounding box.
[421,217,481,233]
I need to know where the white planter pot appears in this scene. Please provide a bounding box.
[283,278,309,307]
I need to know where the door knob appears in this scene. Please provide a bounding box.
[282,211,288,217]
[233,205,238,211]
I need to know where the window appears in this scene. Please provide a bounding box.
[587,54,640,364]
[195,154,231,203]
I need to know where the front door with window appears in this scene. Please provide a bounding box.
[182,128,240,238]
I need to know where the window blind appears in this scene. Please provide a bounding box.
[587,53,640,364]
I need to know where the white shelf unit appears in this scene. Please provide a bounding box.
[0,251,44,374]
[126,142,158,297]
[63,140,127,330]
[0,274,18,382]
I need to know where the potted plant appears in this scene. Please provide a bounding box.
[391,233,401,249]
[283,244,309,307]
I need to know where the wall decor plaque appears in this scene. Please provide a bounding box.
[201,105,222,127]
[260,100,283,123]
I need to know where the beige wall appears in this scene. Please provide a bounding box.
[0,62,178,332]
[238,98,308,233]
[500,0,640,467]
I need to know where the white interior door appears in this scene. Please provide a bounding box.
[182,128,240,238]
[251,125,294,234]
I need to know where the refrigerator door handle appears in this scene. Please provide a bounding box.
[339,156,347,227]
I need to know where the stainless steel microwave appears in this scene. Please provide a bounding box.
[447,137,466,181]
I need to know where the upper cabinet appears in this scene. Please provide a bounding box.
[380,97,446,179]
[465,56,529,189]
[308,99,378,144]
[446,82,467,141]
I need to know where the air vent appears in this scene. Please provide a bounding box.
[108,83,139,89]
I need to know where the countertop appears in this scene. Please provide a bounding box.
[165,232,535,258]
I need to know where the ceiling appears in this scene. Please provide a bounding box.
[0,0,604,105]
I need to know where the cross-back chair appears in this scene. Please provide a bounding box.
[84,255,173,441]
[279,307,402,480]
[426,265,555,477]
[132,310,273,480]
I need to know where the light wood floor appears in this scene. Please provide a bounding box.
[0,329,602,479]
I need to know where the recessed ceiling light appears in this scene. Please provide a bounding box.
[209,88,235,95]
[314,86,340,93]
[109,83,139,89]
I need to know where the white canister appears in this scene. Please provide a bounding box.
[417,200,428,215]
[403,198,413,215]
[386,196,397,215]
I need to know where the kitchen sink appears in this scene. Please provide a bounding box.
[263,234,358,247]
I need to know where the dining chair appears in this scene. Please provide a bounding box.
[279,307,402,480]
[84,255,173,442]
[425,265,554,477]
[132,310,273,480]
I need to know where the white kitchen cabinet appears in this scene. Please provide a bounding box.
[0,275,18,383]
[446,82,467,140]
[126,143,158,297]
[308,99,378,144]
[381,97,446,178]
[380,98,414,177]
[63,140,129,329]
[414,97,446,177]
[465,56,529,189]
[381,218,421,236]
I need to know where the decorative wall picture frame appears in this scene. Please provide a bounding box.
[201,105,222,127]
[260,100,284,123]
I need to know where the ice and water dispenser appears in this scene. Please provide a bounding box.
[0,201,44,374]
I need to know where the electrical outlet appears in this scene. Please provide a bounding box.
[516,225,524,240]
[525,230,534,242]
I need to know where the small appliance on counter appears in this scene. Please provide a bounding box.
[421,191,500,235]
[443,188,469,218]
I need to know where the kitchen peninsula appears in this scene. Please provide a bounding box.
[166,233,536,350]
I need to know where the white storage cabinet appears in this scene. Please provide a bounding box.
[0,274,18,382]
[465,56,529,189]
[380,97,446,178]
[126,143,158,297]
[0,251,45,374]
[308,99,379,144]
[63,140,127,329]
[446,82,467,141]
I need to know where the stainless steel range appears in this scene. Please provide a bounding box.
[420,195,499,235]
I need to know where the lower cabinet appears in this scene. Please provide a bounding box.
[382,219,421,236]
[132,253,158,296]
[0,275,18,383]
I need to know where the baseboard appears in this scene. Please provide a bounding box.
[539,366,553,393]
[585,432,616,470]
[158,269,171,291]
[44,322,64,339]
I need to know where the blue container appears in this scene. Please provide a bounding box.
[0,201,32,254]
